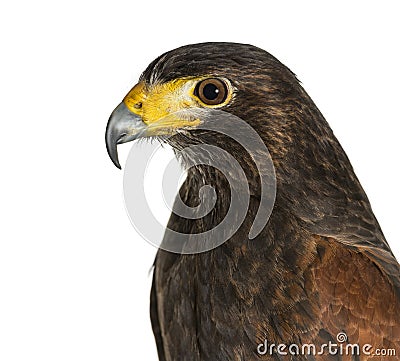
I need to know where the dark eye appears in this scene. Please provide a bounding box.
[195,78,228,105]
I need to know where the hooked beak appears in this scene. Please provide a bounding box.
[105,102,147,169]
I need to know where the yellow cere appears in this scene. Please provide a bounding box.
[123,77,233,131]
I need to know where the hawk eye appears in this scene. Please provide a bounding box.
[195,78,228,106]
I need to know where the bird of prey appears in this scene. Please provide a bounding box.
[106,43,400,360]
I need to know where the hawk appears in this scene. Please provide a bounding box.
[106,43,400,360]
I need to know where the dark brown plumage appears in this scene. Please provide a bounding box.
[108,43,400,360]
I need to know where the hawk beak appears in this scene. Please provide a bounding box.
[105,102,147,169]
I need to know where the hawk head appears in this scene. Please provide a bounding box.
[106,42,312,170]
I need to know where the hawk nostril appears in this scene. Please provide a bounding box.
[134,102,142,109]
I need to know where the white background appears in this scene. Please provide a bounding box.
[1,1,399,360]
